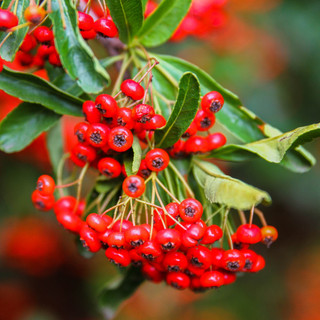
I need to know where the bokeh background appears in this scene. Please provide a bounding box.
[1,0,320,319]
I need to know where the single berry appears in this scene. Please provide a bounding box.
[116,107,134,129]
[33,26,53,44]
[80,224,102,252]
[132,104,155,123]
[24,5,46,24]
[98,157,121,179]
[206,132,227,150]
[36,175,55,196]
[86,123,110,147]
[122,175,145,198]
[155,229,181,252]
[20,34,37,52]
[86,213,109,233]
[194,110,216,132]
[125,225,149,247]
[261,225,278,247]
[31,190,55,211]
[201,225,223,245]
[236,224,262,244]
[78,11,94,31]
[187,245,212,269]
[108,126,133,152]
[201,91,224,113]
[82,100,101,123]
[94,17,118,38]
[120,79,145,100]
[74,122,90,143]
[145,148,170,172]
[179,198,203,223]
[166,272,190,290]
[200,271,224,289]
[184,136,209,154]
[222,249,245,272]
[95,94,118,118]
[105,248,131,267]
[163,251,188,272]
[0,9,19,31]
[71,143,97,167]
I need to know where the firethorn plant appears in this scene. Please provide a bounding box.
[0,0,319,308]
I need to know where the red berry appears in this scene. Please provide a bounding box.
[116,107,134,129]
[137,159,152,179]
[194,110,215,132]
[122,175,145,198]
[201,91,224,113]
[98,157,121,179]
[0,9,18,30]
[54,196,83,216]
[120,79,145,100]
[112,219,133,232]
[71,143,97,167]
[132,104,155,123]
[24,5,46,24]
[201,225,223,245]
[200,271,224,289]
[155,229,181,252]
[108,126,133,152]
[36,174,55,196]
[86,123,110,147]
[231,233,249,250]
[80,28,97,40]
[31,190,54,211]
[241,249,258,272]
[56,212,83,233]
[138,240,162,262]
[179,198,203,223]
[144,114,167,130]
[145,148,170,172]
[163,251,188,272]
[182,122,198,138]
[48,51,62,67]
[16,51,33,66]
[95,94,118,118]
[125,225,149,247]
[33,26,53,44]
[105,247,131,267]
[78,11,94,31]
[187,245,212,270]
[166,272,190,290]
[206,132,226,150]
[106,231,126,249]
[86,213,109,233]
[169,140,186,158]
[20,34,37,52]
[74,122,90,143]
[222,249,245,272]
[221,270,237,285]
[94,17,118,38]
[80,224,102,252]
[82,100,101,124]
[250,255,265,272]
[261,225,278,247]
[36,44,55,58]
[184,136,209,154]
[236,224,262,244]
[211,248,225,269]
[142,263,164,283]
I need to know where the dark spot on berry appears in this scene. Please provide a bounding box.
[104,117,113,124]
[191,257,203,267]
[182,132,190,138]
[131,260,142,267]
[139,115,152,123]
[171,282,181,289]
[244,259,253,270]
[100,241,109,250]
[80,239,89,250]
[263,236,274,248]
[95,103,105,114]
[140,169,151,179]
[142,253,155,261]
[227,261,240,271]
[185,269,195,277]
[113,134,126,147]
[90,132,102,144]
[77,153,87,162]
[233,241,244,250]
[128,183,138,193]
[76,130,85,143]
[37,181,43,191]
[30,17,42,24]
[117,118,126,126]
[184,206,195,217]
[103,169,112,177]
[200,117,212,129]
[210,101,221,113]
[109,259,123,267]
[35,200,45,209]
[168,266,180,272]
[131,239,144,247]
[152,157,164,169]
[97,32,110,38]
[161,242,175,251]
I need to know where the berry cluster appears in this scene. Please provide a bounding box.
[0,4,119,69]
[31,58,277,292]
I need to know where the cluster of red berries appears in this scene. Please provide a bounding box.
[170,91,226,158]
[32,172,278,292]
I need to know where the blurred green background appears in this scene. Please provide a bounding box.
[0,0,319,319]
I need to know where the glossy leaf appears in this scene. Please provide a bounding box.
[124,136,142,176]
[106,0,143,44]
[155,72,200,148]
[207,123,320,171]
[0,103,60,153]
[99,267,145,319]
[141,0,148,12]
[0,0,28,61]
[150,53,315,172]
[193,160,271,210]
[138,0,192,47]
[49,0,110,93]
[0,67,83,116]
[46,121,64,174]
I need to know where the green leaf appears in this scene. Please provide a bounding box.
[49,0,110,93]
[95,178,121,194]
[0,0,29,61]
[194,160,271,210]
[141,0,148,13]
[106,0,143,44]
[0,67,83,116]
[46,121,64,174]
[155,72,200,148]
[99,267,144,319]
[138,0,192,47]
[0,103,60,153]
[149,53,315,172]
[124,136,142,176]
[207,123,320,172]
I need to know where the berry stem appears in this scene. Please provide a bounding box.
[112,53,132,96]
[101,199,128,217]
[249,205,254,226]
[238,210,247,225]
[205,205,225,224]
[55,180,79,189]
[220,207,230,248]
[254,208,268,227]
[99,185,121,214]
[155,176,180,204]
[57,153,70,197]
[168,162,195,198]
